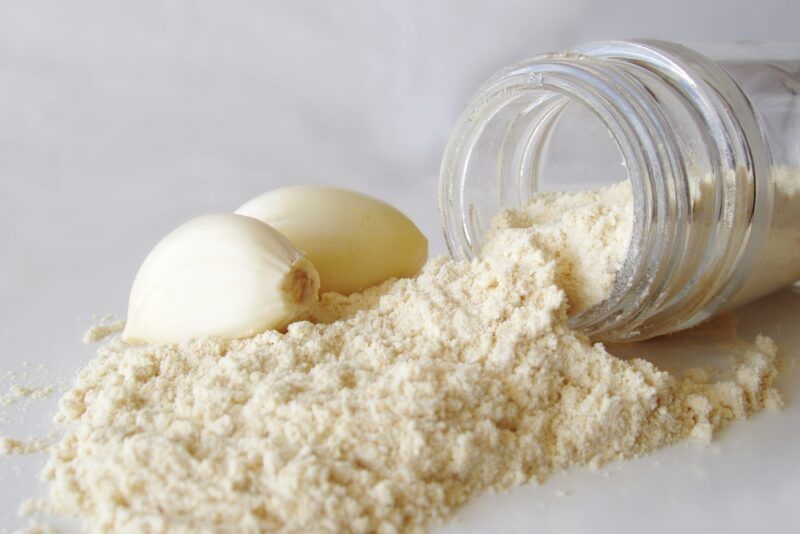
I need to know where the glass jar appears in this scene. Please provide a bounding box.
[439,39,800,341]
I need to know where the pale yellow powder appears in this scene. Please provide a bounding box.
[82,317,125,343]
[32,189,781,532]
[488,181,633,314]
[1,384,56,407]
[0,436,51,456]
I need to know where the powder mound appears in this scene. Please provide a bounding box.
[488,181,633,314]
[82,317,125,343]
[39,226,779,533]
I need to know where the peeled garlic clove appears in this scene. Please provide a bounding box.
[122,213,320,344]
[236,187,428,295]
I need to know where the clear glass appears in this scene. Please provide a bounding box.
[439,39,800,341]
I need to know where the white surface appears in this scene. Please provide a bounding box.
[1,1,799,532]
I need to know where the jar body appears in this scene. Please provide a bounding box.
[439,40,800,341]
[702,44,800,309]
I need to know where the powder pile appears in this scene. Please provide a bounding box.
[34,184,781,532]
[488,181,633,314]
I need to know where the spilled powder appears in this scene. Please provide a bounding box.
[0,435,53,456]
[0,372,61,459]
[1,384,56,407]
[82,317,125,344]
[35,184,781,532]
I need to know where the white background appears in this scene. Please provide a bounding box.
[1,1,800,532]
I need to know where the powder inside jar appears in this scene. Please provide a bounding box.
[487,180,633,314]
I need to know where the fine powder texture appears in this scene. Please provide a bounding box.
[82,317,125,344]
[0,436,53,456]
[488,181,633,314]
[37,185,781,533]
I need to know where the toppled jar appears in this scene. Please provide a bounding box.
[439,39,800,341]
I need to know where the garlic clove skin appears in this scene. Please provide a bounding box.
[236,187,428,295]
[122,213,320,345]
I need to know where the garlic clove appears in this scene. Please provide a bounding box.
[122,213,320,344]
[236,187,428,295]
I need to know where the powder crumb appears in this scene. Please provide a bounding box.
[82,317,125,343]
[0,437,16,455]
[32,184,781,532]
[1,385,56,407]
[1,436,51,456]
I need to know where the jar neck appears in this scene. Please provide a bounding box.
[439,40,770,341]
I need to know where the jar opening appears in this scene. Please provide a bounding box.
[440,40,769,341]
[439,52,662,327]
[438,67,643,252]
[528,93,629,192]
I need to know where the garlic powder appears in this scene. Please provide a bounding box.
[35,184,780,533]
